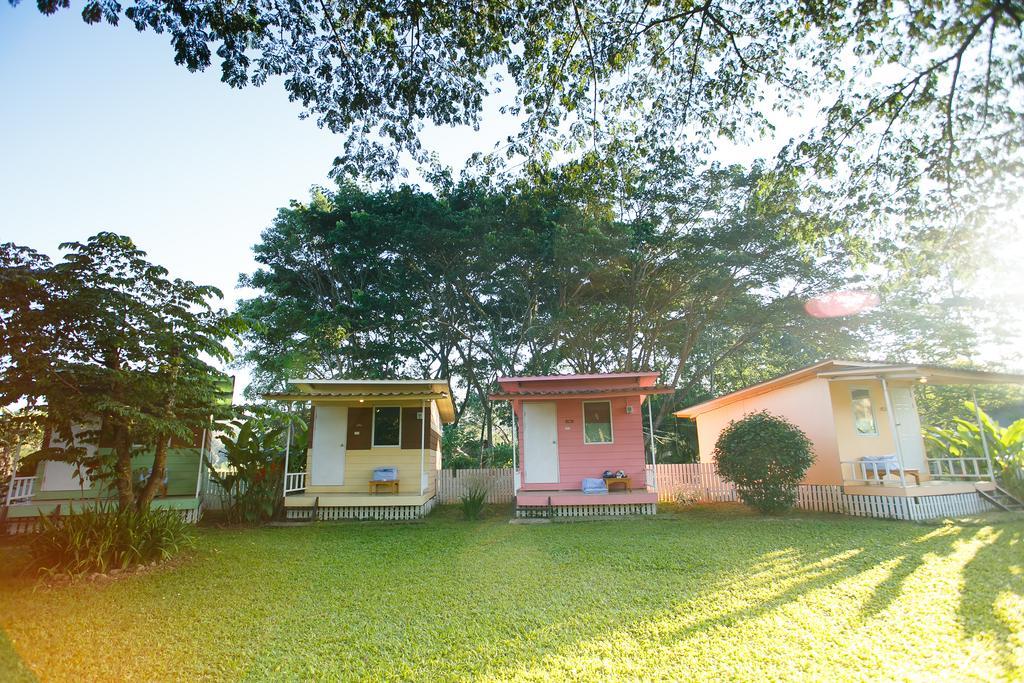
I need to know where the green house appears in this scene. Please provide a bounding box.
[3,379,233,530]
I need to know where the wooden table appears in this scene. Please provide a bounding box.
[369,480,399,494]
[604,477,632,492]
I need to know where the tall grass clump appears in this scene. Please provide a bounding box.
[29,505,194,576]
[459,474,491,520]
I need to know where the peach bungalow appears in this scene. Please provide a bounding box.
[674,360,1024,513]
[490,372,674,517]
[266,379,456,520]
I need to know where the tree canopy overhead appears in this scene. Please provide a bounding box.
[18,0,1024,213]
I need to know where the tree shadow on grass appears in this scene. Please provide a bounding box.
[957,521,1024,676]
[0,627,37,683]
[853,524,967,621]
[462,518,987,681]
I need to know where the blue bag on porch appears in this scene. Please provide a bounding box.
[372,467,398,482]
[582,478,608,495]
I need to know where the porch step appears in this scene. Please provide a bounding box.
[279,495,319,522]
[979,486,1024,512]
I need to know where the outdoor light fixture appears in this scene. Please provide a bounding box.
[918,377,928,384]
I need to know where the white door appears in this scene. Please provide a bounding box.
[310,405,347,486]
[890,386,927,472]
[523,402,559,483]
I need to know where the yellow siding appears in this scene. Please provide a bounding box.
[694,377,842,485]
[829,380,896,464]
[306,447,440,495]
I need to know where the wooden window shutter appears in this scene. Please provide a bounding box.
[347,407,372,450]
[400,406,430,450]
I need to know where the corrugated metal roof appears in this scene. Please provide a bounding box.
[497,371,661,382]
[489,386,675,400]
[264,390,445,399]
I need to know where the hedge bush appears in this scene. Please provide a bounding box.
[713,411,815,514]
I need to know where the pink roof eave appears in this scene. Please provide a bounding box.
[496,371,661,384]
[488,386,675,402]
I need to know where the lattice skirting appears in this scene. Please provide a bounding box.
[2,516,42,536]
[287,497,438,522]
[515,502,657,518]
[2,503,205,536]
[180,504,204,525]
[794,485,998,521]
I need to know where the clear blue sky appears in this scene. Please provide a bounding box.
[0,6,516,306]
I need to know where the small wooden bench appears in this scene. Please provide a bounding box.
[604,476,632,493]
[368,480,399,494]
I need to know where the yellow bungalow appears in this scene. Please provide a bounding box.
[265,379,455,520]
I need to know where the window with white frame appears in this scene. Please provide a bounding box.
[850,388,878,436]
[372,407,401,447]
[583,400,613,444]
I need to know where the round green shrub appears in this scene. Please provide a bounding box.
[713,411,815,514]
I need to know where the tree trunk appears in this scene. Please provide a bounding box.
[137,436,168,512]
[113,428,135,510]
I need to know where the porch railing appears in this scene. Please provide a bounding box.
[4,476,36,505]
[284,471,307,494]
[840,460,910,485]
[927,457,992,481]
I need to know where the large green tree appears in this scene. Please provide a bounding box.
[0,233,244,510]
[237,160,859,440]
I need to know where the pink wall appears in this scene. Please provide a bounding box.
[516,395,648,490]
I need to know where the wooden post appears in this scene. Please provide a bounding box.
[511,402,519,494]
[194,422,209,500]
[646,396,658,490]
[971,388,996,482]
[283,403,293,496]
[880,378,907,486]
[4,441,21,507]
[420,400,426,495]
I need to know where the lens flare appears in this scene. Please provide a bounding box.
[804,290,880,318]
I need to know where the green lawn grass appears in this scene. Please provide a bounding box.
[1,504,1021,681]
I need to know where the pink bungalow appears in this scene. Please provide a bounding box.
[490,372,674,517]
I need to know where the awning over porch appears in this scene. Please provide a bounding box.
[817,364,1024,386]
[263,378,456,423]
[674,359,1024,419]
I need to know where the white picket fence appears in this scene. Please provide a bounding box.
[656,463,737,502]
[433,464,999,521]
[436,468,515,504]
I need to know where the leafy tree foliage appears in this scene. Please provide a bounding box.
[15,0,1022,209]
[713,411,815,514]
[0,234,244,510]
[238,161,859,445]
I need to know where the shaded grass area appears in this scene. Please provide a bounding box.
[1,504,1022,681]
